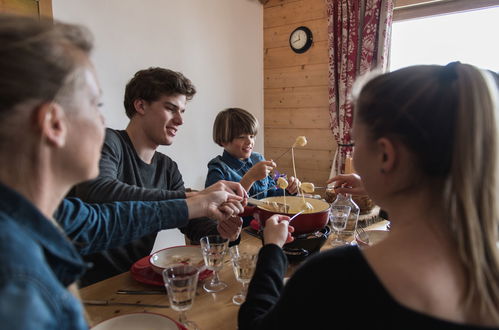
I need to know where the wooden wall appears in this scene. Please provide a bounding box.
[263,0,335,188]
[0,0,52,18]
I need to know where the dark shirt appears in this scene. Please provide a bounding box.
[71,128,219,286]
[0,182,189,330]
[239,245,499,330]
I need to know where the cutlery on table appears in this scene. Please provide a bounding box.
[83,299,169,308]
[116,289,165,295]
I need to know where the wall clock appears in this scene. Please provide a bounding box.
[289,26,313,54]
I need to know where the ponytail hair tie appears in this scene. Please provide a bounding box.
[440,61,460,82]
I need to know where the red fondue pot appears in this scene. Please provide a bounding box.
[241,196,330,236]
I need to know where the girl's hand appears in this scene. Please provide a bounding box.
[326,173,366,196]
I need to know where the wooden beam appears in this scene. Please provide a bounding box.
[394,0,499,21]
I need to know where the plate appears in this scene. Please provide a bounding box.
[92,312,185,330]
[130,247,212,287]
[150,245,206,274]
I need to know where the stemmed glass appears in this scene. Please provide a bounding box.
[162,264,200,330]
[200,235,229,293]
[330,205,351,246]
[229,246,258,305]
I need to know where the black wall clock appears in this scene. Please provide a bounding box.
[289,26,313,54]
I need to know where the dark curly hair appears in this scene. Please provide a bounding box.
[123,67,196,118]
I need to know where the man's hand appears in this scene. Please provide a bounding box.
[217,216,243,241]
[263,214,294,247]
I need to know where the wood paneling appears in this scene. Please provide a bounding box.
[0,0,37,16]
[265,63,329,88]
[265,18,328,49]
[265,40,329,68]
[264,107,330,129]
[265,86,329,108]
[265,128,334,150]
[264,0,334,186]
[264,0,327,28]
[0,0,52,18]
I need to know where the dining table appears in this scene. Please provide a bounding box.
[81,220,389,329]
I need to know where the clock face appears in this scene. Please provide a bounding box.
[289,26,313,53]
[291,29,307,49]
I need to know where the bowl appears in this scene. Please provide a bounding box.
[354,230,389,247]
[149,245,206,275]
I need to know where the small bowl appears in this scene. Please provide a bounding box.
[355,230,389,247]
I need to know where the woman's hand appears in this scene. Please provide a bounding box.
[186,191,244,222]
[286,176,300,195]
[326,173,366,196]
[263,214,295,247]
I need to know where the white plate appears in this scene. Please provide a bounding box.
[92,312,181,330]
[150,245,206,274]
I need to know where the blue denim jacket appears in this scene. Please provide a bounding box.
[0,183,188,330]
[205,151,285,199]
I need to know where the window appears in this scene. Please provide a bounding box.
[390,6,499,71]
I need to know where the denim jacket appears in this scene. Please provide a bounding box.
[0,183,188,330]
[205,151,285,199]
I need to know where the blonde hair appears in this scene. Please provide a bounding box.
[212,108,258,146]
[356,63,499,321]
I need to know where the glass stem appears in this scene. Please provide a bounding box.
[179,311,187,325]
[212,270,220,285]
[241,282,248,298]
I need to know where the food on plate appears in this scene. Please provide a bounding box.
[277,177,288,189]
[300,182,315,194]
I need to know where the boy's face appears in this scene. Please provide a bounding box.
[222,134,255,160]
[137,93,186,147]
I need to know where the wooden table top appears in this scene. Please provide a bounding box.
[81,221,388,329]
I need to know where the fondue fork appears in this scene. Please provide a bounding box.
[247,197,290,213]
[288,210,305,224]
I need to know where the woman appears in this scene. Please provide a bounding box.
[239,63,499,329]
[0,15,244,329]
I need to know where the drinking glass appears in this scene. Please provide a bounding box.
[330,205,351,246]
[162,264,200,330]
[200,235,229,292]
[229,246,258,305]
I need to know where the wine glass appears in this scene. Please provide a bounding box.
[200,235,229,292]
[330,205,351,246]
[229,246,258,305]
[162,264,200,330]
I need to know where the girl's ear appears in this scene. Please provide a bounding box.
[377,137,396,173]
[36,102,67,148]
[133,99,146,115]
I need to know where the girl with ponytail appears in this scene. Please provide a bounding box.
[239,63,499,329]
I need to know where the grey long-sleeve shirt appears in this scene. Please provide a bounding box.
[70,128,219,286]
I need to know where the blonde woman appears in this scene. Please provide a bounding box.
[239,63,499,329]
[0,15,244,329]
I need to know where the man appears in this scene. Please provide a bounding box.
[71,68,243,285]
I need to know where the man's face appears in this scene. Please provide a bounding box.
[139,94,186,147]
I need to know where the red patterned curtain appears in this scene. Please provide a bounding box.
[327,0,394,175]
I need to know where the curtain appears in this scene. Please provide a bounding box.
[327,0,394,176]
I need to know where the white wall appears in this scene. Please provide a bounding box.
[53,0,263,248]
